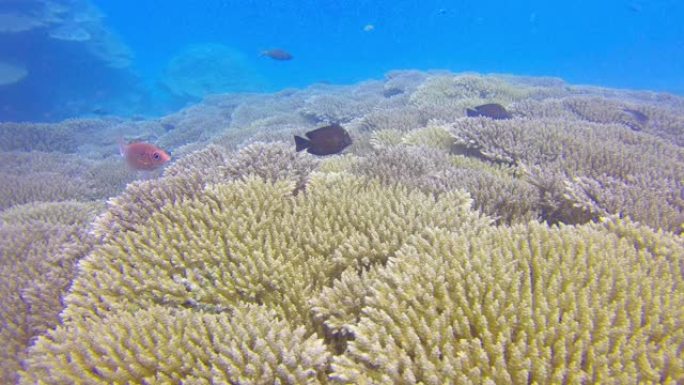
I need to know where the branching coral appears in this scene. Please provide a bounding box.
[357,107,427,133]
[408,73,557,122]
[6,71,684,385]
[330,222,684,384]
[23,173,488,384]
[0,119,115,153]
[0,171,100,210]
[67,173,488,321]
[92,141,320,240]
[449,117,684,231]
[0,201,101,384]
[22,305,329,385]
[219,141,320,190]
[299,82,384,123]
[351,145,455,187]
[0,123,78,153]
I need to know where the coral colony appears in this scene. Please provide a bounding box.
[1,71,683,384]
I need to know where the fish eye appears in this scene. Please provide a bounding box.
[153,152,160,160]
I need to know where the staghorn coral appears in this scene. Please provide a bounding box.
[8,71,684,384]
[400,124,454,152]
[218,141,320,190]
[351,140,541,224]
[92,141,320,241]
[163,143,231,179]
[22,173,488,384]
[0,171,100,210]
[352,145,455,188]
[369,129,405,150]
[0,123,78,153]
[382,70,430,98]
[515,96,684,147]
[0,151,92,177]
[449,117,684,231]
[408,74,538,122]
[357,106,427,133]
[90,172,206,240]
[22,304,329,385]
[299,82,385,124]
[65,174,488,323]
[419,167,541,224]
[0,201,101,384]
[0,200,103,227]
[0,118,116,153]
[229,92,308,129]
[330,222,684,384]
[0,150,136,206]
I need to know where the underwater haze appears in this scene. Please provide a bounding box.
[0,0,683,121]
[2,1,684,384]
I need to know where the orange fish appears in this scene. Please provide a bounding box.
[119,140,171,171]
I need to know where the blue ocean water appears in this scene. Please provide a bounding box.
[0,0,682,121]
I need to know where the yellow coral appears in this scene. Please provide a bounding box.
[22,305,328,384]
[401,124,453,152]
[330,222,684,384]
[23,173,488,383]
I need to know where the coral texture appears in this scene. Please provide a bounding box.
[3,70,684,384]
[330,222,683,384]
[21,174,488,384]
[0,201,101,384]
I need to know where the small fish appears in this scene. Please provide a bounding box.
[466,103,513,120]
[294,123,352,156]
[627,2,642,13]
[622,108,649,125]
[363,24,375,32]
[119,139,171,170]
[261,49,293,61]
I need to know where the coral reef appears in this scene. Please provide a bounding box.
[23,305,329,384]
[329,222,683,384]
[449,117,684,231]
[1,70,683,384]
[0,201,102,384]
[161,43,265,99]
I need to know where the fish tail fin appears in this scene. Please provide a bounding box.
[117,137,127,157]
[466,108,479,117]
[294,135,310,152]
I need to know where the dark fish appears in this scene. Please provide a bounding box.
[383,87,404,98]
[295,123,352,156]
[622,108,649,125]
[627,2,642,12]
[161,122,176,131]
[466,103,513,120]
[261,49,293,61]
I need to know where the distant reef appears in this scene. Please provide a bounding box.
[0,0,142,121]
[1,71,683,384]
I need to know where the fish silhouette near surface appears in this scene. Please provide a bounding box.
[261,49,293,61]
[466,103,513,120]
[295,123,352,156]
[119,140,171,171]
